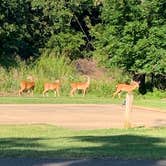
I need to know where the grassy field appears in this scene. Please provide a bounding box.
[0,124,166,159]
[0,96,118,104]
[134,98,166,111]
[0,95,165,159]
[0,96,165,111]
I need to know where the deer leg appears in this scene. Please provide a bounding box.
[28,89,33,96]
[70,89,72,96]
[43,90,48,97]
[118,92,121,98]
[18,89,24,96]
[31,90,34,96]
[27,90,30,96]
[54,90,57,97]
[70,88,76,96]
[18,90,22,96]
[56,89,60,97]
[112,91,118,98]
[83,89,86,97]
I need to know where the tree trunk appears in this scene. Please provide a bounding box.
[133,74,146,94]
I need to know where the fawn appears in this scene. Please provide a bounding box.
[70,75,90,97]
[43,80,60,97]
[112,80,140,98]
[18,76,35,96]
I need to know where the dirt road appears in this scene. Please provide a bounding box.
[0,104,165,130]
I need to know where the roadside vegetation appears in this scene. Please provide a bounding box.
[0,55,165,110]
[0,53,131,97]
[0,0,165,99]
[0,96,165,111]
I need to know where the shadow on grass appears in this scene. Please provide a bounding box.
[0,134,166,160]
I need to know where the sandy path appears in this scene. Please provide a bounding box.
[0,104,165,130]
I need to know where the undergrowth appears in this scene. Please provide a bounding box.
[0,53,165,98]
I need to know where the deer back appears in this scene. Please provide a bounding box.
[71,75,90,89]
[44,82,60,90]
[116,81,139,92]
[20,80,35,90]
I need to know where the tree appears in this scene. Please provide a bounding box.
[0,0,100,65]
[91,0,166,91]
[0,0,54,67]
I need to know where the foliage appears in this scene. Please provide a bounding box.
[0,0,96,64]
[0,57,28,94]
[91,0,166,80]
[33,53,76,94]
[0,0,165,93]
[0,0,48,66]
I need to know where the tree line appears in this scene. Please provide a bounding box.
[0,0,166,93]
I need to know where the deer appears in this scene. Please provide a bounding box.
[43,80,60,97]
[18,76,35,96]
[70,75,90,97]
[112,80,140,98]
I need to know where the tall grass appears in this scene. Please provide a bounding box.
[0,60,28,95]
[0,54,148,97]
[0,53,76,95]
[0,52,123,96]
[32,52,76,95]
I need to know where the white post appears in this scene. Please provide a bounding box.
[124,93,134,128]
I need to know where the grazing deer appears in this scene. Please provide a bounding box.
[18,76,35,96]
[70,75,90,97]
[43,80,60,97]
[112,81,140,98]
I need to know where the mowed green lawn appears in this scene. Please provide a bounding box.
[0,124,166,159]
[134,98,166,111]
[0,96,165,111]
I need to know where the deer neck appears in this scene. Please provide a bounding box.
[27,76,34,82]
[30,78,34,82]
[86,76,90,85]
[132,84,137,90]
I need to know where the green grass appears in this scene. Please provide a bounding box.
[134,98,166,111]
[0,124,166,159]
[0,96,165,111]
[0,96,118,104]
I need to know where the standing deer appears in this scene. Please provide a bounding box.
[43,80,60,97]
[18,76,35,96]
[112,80,140,98]
[70,75,90,97]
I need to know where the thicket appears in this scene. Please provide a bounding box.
[0,0,166,97]
[0,54,129,96]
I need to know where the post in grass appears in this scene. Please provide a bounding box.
[124,93,134,128]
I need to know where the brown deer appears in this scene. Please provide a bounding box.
[112,80,140,98]
[70,75,90,97]
[18,76,35,96]
[43,80,60,97]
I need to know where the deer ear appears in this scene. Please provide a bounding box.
[130,80,134,83]
[55,80,60,83]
